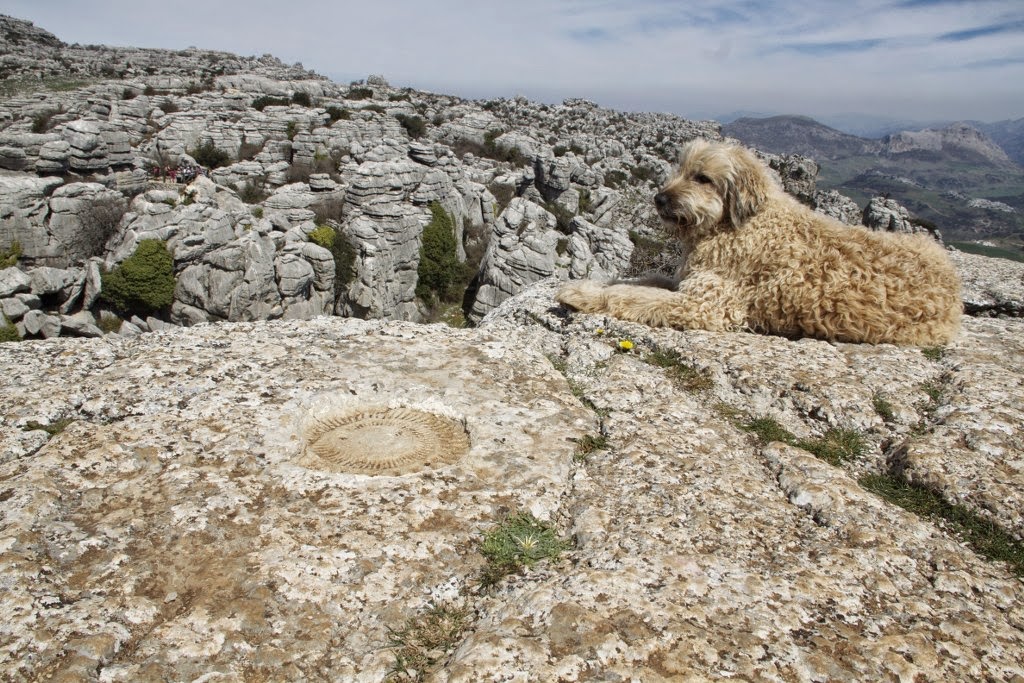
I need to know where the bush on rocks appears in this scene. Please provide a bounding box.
[416,202,470,305]
[309,225,356,291]
[100,239,176,316]
[189,140,231,169]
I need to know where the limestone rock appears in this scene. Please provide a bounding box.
[467,198,560,322]
[1,284,1023,681]
[0,266,32,297]
[60,310,103,337]
[0,175,64,264]
[813,188,862,225]
[20,308,60,337]
[863,196,941,242]
[951,249,1024,317]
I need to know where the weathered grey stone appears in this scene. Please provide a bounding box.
[0,175,65,264]
[468,198,560,321]
[565,215,634,281]
[951,249,1024,317]
[29,266,79,299]
[0,296,30,320]
[60,310,103,337]
[814,188,862,225]
[0,266,32,297]
[20,308,60,338]
[63,119,110,173]
[1,284,1023,681]
[36,139,71,174]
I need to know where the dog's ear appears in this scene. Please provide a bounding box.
[724,148,771,228]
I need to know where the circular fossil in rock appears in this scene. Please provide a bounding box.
[300,407,470,476]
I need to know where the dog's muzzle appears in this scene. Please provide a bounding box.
[654,191,677,221]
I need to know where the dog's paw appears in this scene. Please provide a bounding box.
[556,280,607,313]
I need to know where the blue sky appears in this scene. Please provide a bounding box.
[3,0,1022,124]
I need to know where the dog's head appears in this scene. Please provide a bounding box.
[654,140,773,238]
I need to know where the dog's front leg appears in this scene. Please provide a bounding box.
[557,275,747,332]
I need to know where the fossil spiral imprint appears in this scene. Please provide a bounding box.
[302,407,470,475]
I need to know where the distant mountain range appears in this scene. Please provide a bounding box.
[722,115,1024,241]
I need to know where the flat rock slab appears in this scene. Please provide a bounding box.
[0,318,592,681]
[2,286,1024,681]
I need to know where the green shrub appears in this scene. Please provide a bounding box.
[395,114,426,139]
[347,86,374,100]
[483,130,528,166]
[189,140,231,169]
[291,91,312,107]
[604,169,629,189]
[0,315,20,342]
[31,112,54,134]
[416,203,469,304]
[100,239,176,316]
[543,201,575,235]
[237,140,263,161]
[237,179,268,204]
[97,312,123,334]
[1,240,22,268]
[252,95,290,111]
[326,106,350,123]
[630,165,660,184]
[309,225,356,291]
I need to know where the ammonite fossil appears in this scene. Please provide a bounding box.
[300,407,470,476]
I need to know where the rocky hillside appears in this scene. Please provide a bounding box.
[975,117,1024,167]
[3,14,1024,682]
[722,114,879,160]
[725,115,1024,242]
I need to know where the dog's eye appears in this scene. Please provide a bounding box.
[695,173,713,185]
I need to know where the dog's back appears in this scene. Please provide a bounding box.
[736,196,962,344]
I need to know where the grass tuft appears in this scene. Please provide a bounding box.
[480,513,567,588]
[740,416,868,466]
[644,348,713,392]
[859,474,1024,576]
[574,433,609,461]
[872,393,896,423]
[387,602,469,682]
[22,418,74,436]
[797,428,868,466]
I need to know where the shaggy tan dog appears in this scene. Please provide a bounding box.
[557,139,962,345]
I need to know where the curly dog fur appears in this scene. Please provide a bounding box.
[557,139,962,345]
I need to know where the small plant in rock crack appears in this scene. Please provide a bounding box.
[479,512,567,589]
[22,418,74,436]
[921,346,946,362]
[574,433,609,462]
[797,428,868,467]
[872,393,896,423]
[387,602,470,682]
[859,474,1024,577]
[644,348,713,392]
[740,416,867,466]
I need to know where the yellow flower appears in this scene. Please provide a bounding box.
[617,339,634,351]
[595,328,605,336]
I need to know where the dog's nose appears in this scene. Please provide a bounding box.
[654,192,669,209]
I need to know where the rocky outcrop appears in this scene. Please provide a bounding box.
[1,278,1023,681]
[883,122,1013,165]
[862,196,942,242]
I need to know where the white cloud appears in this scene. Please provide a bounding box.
[4,0,1022,121]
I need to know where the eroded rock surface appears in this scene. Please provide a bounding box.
[2,280,1023,681]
